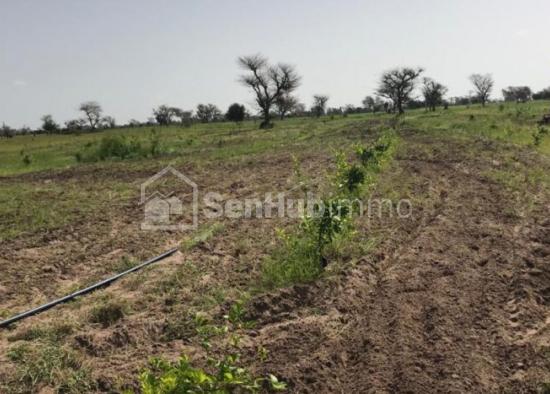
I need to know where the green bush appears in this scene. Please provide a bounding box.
[75,130,166,162]
[262,130,397,288]
[137,354,285,394]
[89,299,127,327]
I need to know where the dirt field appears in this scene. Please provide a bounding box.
[0,113,549,393]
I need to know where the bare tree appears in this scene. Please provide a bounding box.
[469,74,494,107]
[238,54,301,128]
[101,116,116,128]
[171,108,193,126]
[422,78,448,111]
[291,102,307,117]
[1,123,15,138]
[79,101,103,129]
[362,96,375,112]
[376,67,424,114]
[275,94,298,120]
[196,104,221,123]
[311,95,329,117]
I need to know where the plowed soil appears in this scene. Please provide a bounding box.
[1,128,549,393]
[244,132,550,393]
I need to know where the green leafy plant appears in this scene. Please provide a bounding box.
[134,301,285,394]
[137,354,285,394]
[533,125,548,147]
[22,154,32,166]
[262,129,397,288]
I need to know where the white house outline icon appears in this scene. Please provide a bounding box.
[140,165,198,231]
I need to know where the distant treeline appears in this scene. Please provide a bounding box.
[2,55,550,137]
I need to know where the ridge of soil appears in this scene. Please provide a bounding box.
[244,132,550,393]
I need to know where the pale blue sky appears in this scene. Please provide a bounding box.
[1,0,548,128]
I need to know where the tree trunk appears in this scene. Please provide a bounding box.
[260,108,272,129]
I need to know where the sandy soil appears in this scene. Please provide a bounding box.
[1,129,549,393]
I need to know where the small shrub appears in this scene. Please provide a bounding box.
[262,129,396,289]
[75,131,168,162]
[22,154,32,166]
[149,129,162,157]
[89,300,127,327]
[134,301,284,394]
[96,135,142,160]
[533,125,549,147]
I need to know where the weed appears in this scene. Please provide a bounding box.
[112,256,138,273]
[134,301,284,393]
[8,321,74,343]
[257,346,269,362]
[136,354,285,394]
[89,299,127,327]
[533,125,549,147]
[22,154,32,166]
[181,223,225,250]
[6,342,94,393]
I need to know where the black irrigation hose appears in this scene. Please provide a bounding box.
[0,247,179,329]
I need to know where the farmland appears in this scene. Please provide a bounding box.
[1,102,550,392]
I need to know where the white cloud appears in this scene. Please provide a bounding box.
[515,29,529,37]
[13,79,28,87]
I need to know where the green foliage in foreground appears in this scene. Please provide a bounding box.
[261,129,397,288]
[5,341,94,393]
[137,355,285,394]
[131,302,286,394]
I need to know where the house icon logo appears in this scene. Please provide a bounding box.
[140,165,198,231]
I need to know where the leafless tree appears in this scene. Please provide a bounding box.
[196,104,221,123]
[362,96,375,112]
[79,101,103,129]
[275,94,298,120]
[312,95,329,117]
[292,102,307,117]
[238,54,301,128]
[101,116,116,128]
[171,108,193,126]
[1,123,15,138]
[422,78,448,111]
[469,74,494,107]
[376,67,424,114]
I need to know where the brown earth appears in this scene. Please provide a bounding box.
[243,132,550,393]
[1,129,549,393]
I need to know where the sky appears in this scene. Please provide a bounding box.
[1,0,549,128]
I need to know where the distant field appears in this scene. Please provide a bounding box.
[1,101,549,177]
